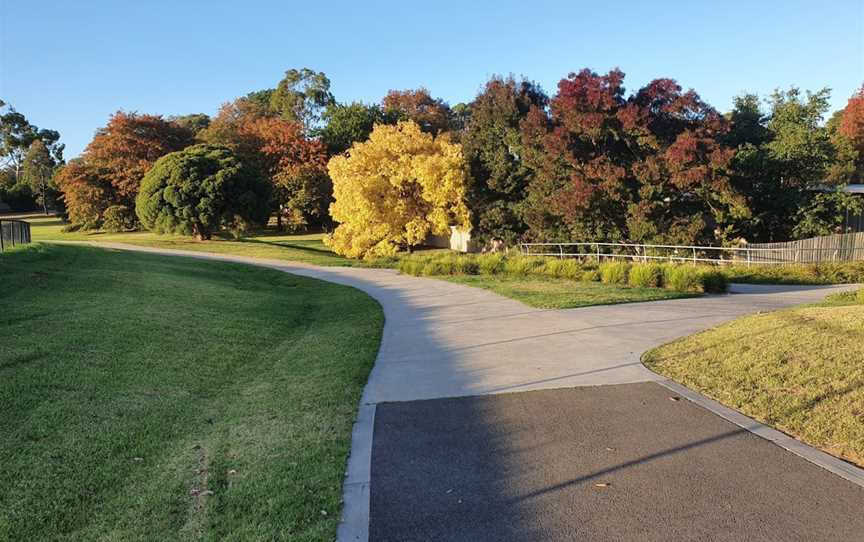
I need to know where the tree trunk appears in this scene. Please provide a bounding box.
[41,177,48,215]
[192,223,209,241]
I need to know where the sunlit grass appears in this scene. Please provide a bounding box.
[644,290,864,467]
[0,243,383,540]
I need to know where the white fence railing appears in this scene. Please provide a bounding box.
[519,241,864,266]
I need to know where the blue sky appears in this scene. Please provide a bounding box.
[2,0,862,158]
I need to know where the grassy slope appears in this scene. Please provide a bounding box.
[444,275,694,309]
[26,214,357,267]
[644,292,864,467]
[0,244,383,541]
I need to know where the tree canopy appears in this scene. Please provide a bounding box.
[519,69,746,245]
[382,88,452,136]
[325,121,470,258]
[461,76,547,244]
[136,144,271,240]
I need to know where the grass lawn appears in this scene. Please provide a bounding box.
[23,214,358,267]
[644,290,864,467]
[444,275,695,309]
[18,214,692,310]
[0,243,383,541]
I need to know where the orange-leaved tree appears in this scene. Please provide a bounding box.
[203,102,331,230]
[325,121,470,258]
[382,88,452,136]
[58,112,193,228]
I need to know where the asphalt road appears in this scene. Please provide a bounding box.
[370,383,864,542]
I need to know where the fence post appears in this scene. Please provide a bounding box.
[0,220,4,252]
[559,244,564,260]
[595,243,600,263]
[692,247,697,266]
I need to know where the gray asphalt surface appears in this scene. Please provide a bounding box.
[370,383,864,542]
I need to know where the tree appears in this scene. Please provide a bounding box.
[85,112,195,205]
[1,100,64,186]
[318,102,391,155]
[55,160,113,228]
[269,68,335,130]
[326,121,470,258]
[521,69,745,245]
[382,89,452,135]
[234,116,331,230]
[838,85,864,181]
[22,140,57,215]
[136,144,271,240]
[461,76,546,244]
[170,113,211,136]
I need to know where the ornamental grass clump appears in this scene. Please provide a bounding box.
[504,256,546,276]
[542,258,583,279]
[599,261,630,285]
[628,263,663,288]
[477,253,506,275]
[664,265,703,293]
[699,268,729,293]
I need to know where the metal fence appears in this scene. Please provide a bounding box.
[0,219,32,252]
[520,238,864,266]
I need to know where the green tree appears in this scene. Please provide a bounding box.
[461,76,546,244]
[318,102,390,155]
[22,139,58,215]
[269,68,335,130]
[1,100,63,184]
[136,144,271,240]
[170,113,211,136]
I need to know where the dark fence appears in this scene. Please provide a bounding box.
[0,219,32,252]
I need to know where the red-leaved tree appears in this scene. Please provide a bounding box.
[521,69,748,244]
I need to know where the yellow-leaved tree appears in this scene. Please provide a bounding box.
[325,121,470,258]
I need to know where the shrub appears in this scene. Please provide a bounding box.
[599,261,630,285]
[857,288,864,304]
[477,253,505,275]
[454,256,480,275]
[541,258,583,279]
[581,269,601,282]
[136,144,271,240]
[628,264,663,288]
[665,265,703,293]
[398,258,425,276]
[504,256,545,276]
[102,205,137,232]
[722,262,864,286]
[422,260,448,276]
[699,269,729,293]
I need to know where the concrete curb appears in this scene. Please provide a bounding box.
[336,403,376,542]
[655,377,864,489]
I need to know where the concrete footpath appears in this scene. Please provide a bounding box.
[65,243,864,541]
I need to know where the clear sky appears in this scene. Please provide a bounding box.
[2,0,862,159]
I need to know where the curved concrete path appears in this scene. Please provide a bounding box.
[62,243,864,541]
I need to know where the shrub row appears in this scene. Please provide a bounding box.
[397,253,729,293]
[723,262,864,285]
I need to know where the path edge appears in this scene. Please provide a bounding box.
[654,377,864,489]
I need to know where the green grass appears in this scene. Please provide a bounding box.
[23,214,359,267]
[0,243,383,541]
[644,289,864,467]
[444,275,695,309]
